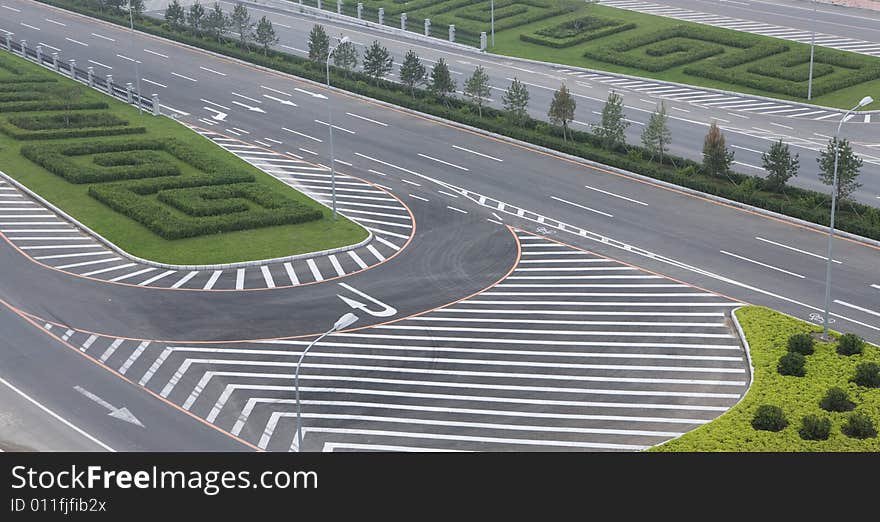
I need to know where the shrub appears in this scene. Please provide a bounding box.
[820,387,855,412]
[787,333,814,355]
[842,412,877,439]
[853,362,880,388]
[777,352,806,377]
[837,333,864,356]
[798,415,831,441]
[6,112,127,130]
[751,405,788,432]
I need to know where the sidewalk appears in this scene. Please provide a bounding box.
[816,0,880,10]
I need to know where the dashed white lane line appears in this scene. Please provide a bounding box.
[720,250,805,279]
[734,161,763,170]
[400,179,421,187]
[551,196,613,218]
[438,190,459,199]
[731,145,762,154]
[1,5,21,11]
[283,128,322,142]
[834,300,880,318]
[281,45,308,54]
[45,18,66,26]
[335,159,352,167]
[232,92,262,104]
[65,37,88,47]
[447,206,468,214]
[452,145,503,162]
[583,184,648,206]
[417,153,469,172]
[116,54,140,63]
[871,284,880,291]
[299,147,318,156]
[755,236,842,264]
[37,42,60,52]
[368,169,387,177]
[141,78,166,88]
[200,66,226,76]
[346,112,388,126]
[20,22,40,31]
[88,59,112,70]
[143,48,168,58]
[314,120,356,134]
[171,72,197,82]
[90,32,114,42]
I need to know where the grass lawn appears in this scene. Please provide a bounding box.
[0,52,367,265]
[653,307,880,451]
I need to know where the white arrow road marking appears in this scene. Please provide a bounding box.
[337,282,397,317]
[203,107,227,121]
[262,94,297,106]
[231,100,266,113]
[74,386,144,427]
[294,87,327,99]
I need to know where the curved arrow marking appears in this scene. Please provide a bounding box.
[337,282,397,317]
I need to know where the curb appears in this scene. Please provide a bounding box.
[30,2,880,249]
[250,0,879,116]
[0,170,373,271]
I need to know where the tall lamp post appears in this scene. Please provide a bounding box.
[807,0,817,100]
[821,95,873,340]
[127,0,142,114]
[326,36,349,221]
[490,0,495,48]
[293,312,358,452]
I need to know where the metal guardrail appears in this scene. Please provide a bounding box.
[1,33,159,115]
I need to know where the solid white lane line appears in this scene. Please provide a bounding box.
[282,127,322,142]
[418,153,469,171]
[138,270,176,286]
[834,300,880,318]
[170,271,199,289]
[284,262,299,285]
[261,265,276,288]
[306,259,323,281]
[203,270,223,290]
[720,250,804,278]
[755,236,842,264]
[65,37,88,46]
[583,184,648,206]
[346,112,388,126]
[171,72,197,82]
[452,145,503,162]
[551,196,613,218]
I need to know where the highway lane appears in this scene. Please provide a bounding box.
[0,301,251,450]
[0,2,878,343]
[6,0,878,203]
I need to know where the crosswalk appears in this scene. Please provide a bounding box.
[44,230,749,451]
[552,67,846,121]
[601,1,880,57]
[0,132,412,290]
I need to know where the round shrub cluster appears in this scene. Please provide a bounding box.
[820,387,855,412]
[837,333,864,356]
[798,415,831,441]
[752,405,787,432]
[777,352,806,377]
[842,412,877,439]
[853,362,880,388]
[787,333,814,355]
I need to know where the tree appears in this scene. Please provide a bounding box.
[333,38,358,76]
[399,50,426,98]
[594,90,629,150]
[230,3,254,50]
[204,3,228,44]
[51,83,82,128]
[308,24,330,63]
[548,83,576,141]
[429,58,456,104]
[127,0,145,17]
[164,0,186,30]
[362,40,393,84]
[762,139,799,192]
[254,16,278,56]
[187,1,206,35]
[502,77,530,126]
[463,66,491,117]
[818,137,863,203]
[641,101,671,163]
[702,121,734,178]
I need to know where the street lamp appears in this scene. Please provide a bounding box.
[490,0,495,48]
[821,95,873,340]
[807,0,817,100]
[127,0,142,114]
[326,35,349,221]
[293,312,358,452]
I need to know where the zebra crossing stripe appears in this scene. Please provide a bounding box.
[100,339,125,362]
[260,265,275,288]
[81,335,98,352]
[119,341,150,375]
[283,262,299,285]
[306,259,323,281]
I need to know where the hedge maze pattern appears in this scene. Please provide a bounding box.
[0,53,322,240]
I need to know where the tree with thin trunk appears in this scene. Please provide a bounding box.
[128,0,145,17]
[204,3,228,44]
[548,83,576,141]
[51,83,82,128]
[187,1,206,36]
[308,24,330,63]
[333,38,358,77]
[702,121,734,178]
[399,50,426,98]
[254,16,278,56]
[818,137,863,203]
[463,66,491,117]
[641,101,671,163]
[165,0,186,30]
[594,90,629,150]
[230,3,254,50]
[762,139,799,192]
[429,58,456,105]
[362,40,393,85]
[502,77,530,126]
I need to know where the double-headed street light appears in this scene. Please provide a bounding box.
[821,95,873,340]
[326,35,349,221]
[807,0,817,100]
[293,312,358,452]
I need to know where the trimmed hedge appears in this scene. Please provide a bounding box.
[157,184,254,217]
[21,140,181,184]
[0,100,109,113]
[521,15,637,49]
[7,112,127,130]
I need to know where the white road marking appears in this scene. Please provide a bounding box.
[299,147,317,155]
[871,284,880,291]
[551,196,613,218]
[118,341,149,375]
[734,161,763,170]
[203,270,223,290]
[45,19,66,26]
[87,59,112,70]
[80,263,136,277]
[346,112,388,126]
[235,268,245,290]
[438,190,459,198]
[138,270,176,286]
[284,262,299,285]
[755,236,842,264]
[20,22,41,31]
[232,91,261,103]
[720,250,804,278]
[170,271,199,289]
[37,42,60,52]
[91,32,114,41]
[452,145,503,162]
[418,153,469,171]
[834,300,880,318]
[109,267,156,283]
[65,37,88,47]
[306,259,323,281]
[447,206,468,214]
[171,72,197,82]
[116,54,140,63]
[400,179,421,187]
[583,184,648,206]
[143,48,168,58]
[141,78,166,88]
[100,339,124,362]
[314,119,355,134]
[328,255,345,277]
[282,127,323,142]
[33,251,108,260]
[261,265,276,288]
